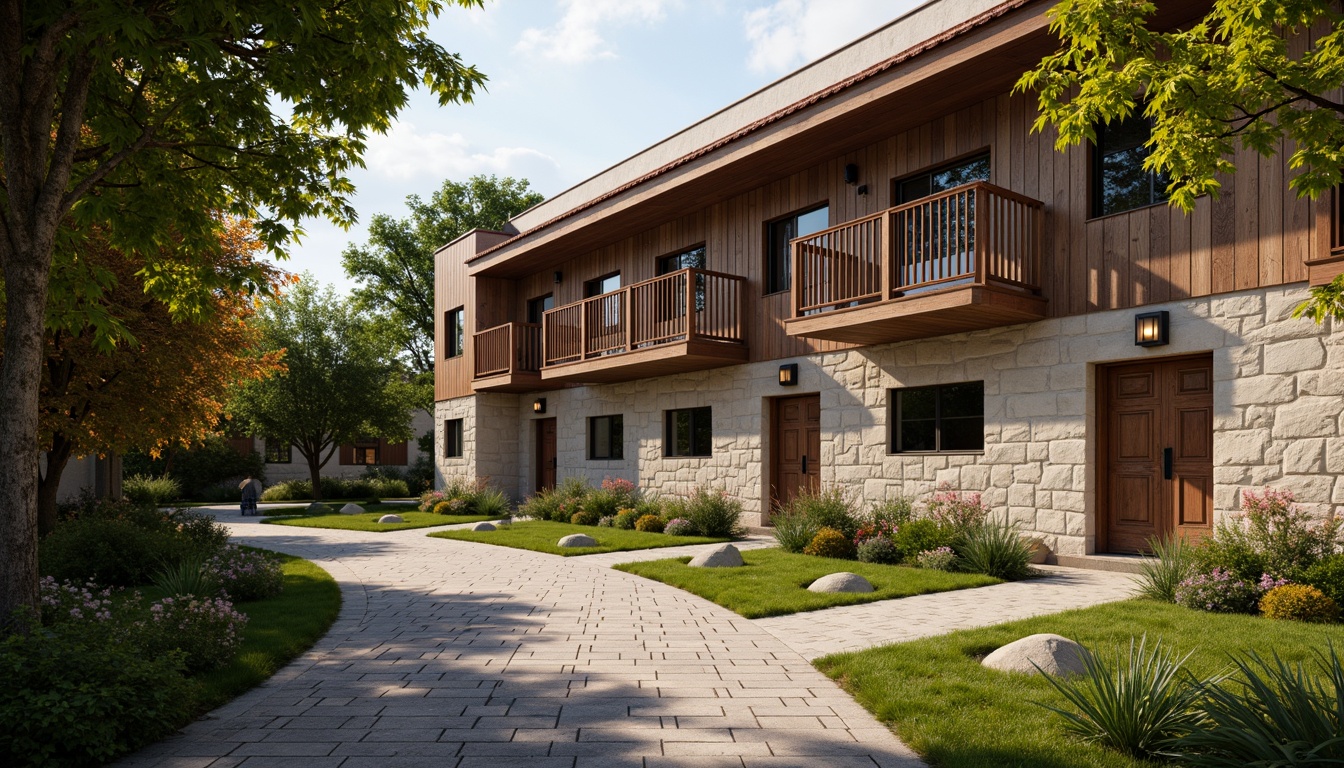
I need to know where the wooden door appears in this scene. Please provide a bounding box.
[771,394,821,521]
[1102,355,1213,553]
[535,418,557,493]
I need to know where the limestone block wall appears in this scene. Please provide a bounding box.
[434,393,522,497]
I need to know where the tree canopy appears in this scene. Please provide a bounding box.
[228,277,418,499]
[342,175,545,374]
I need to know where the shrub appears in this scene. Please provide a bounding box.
[153,555,220,598]
[856,535,900,564]
[419,489,447,512]
[957,522,1034,580]
[39,577,116,626]
[600,476,640,508]
[854,520,899,546]
[1136,534,1194,603]
[916,546,958,571]
[664,518,699,536]
[804,527,857,559]
[123,434,265,499]
[869,496,916,528]
[1038,636,1205,760]
[772,507,816,553]
[597,515,615,527]
[123,474,183,505]
[583,488,624,519]
[169,509,231,557]
[614,508,641,530]
[517,489,561,521]
[893,519,953,563]
[682,487,744,537]
[924,483,990,539]
[556,476,593,501]
[786,487,862,539]
[634,514,665,533]
[260,479,310,501]
[1259,584,1341,623]
[206,545,284,602]
[1303,555,1344,608]
[1193,487,1339,582]
[570,509,601,526]
[41,516,168,587]
[1174,567,1261,614]
[433,499,460,515]
[138,595,247,673]
[472,488,511,518]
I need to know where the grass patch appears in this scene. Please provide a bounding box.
[614,548,998,618]
[263,508,493,531]
[814,599,1344,768]
[171,497,415,508]
[428,520,728,556]
[193,551,340,711]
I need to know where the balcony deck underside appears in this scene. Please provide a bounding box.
[472,370,546,393]
[784,283,1047,344]
[540,338,749,384]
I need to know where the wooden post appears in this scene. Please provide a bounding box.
[881,210,893,299]
[975,186,987,285]
[686,270,697,340]
[624,287,633,353]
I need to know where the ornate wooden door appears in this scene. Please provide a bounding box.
[771,394,821,521]
[535,418,557,493]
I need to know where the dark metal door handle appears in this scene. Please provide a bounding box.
[802,455,809,475]
[1162,448,1173,480]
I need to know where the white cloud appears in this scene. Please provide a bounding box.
[514,0,675,63]
[364,122,563,189]
[743,0,916,74]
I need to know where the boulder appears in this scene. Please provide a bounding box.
[557,533,597,548]
[307,501,330,514]
[338,503,364,515]
[377,514,404,524]
[472,521,497,532]
[1024,536,1050,565]
[807,572,874,594]
[982,633,1087,677]
[688,544,744,568]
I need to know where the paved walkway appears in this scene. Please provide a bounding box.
[118,515,924,768]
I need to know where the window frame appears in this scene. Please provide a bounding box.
[764,204,829,295]
[891,151,991,205]
[1090,113,1171,219]
[443,419,464,459]
[587,414,624,461]
[526,293,554,325]
[664,406,713,458]
[263,438,292,464]
[352,436,381,466]
[655,244,707,275]
[445,306,465,358]
[583,271,622,298]
[889,381,986,455]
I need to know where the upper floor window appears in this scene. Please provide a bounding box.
[264,439,291,464]
[765,205,829,294]
[1092,113,1170,217]
[443,419,464,458]
[526,293,554,324]
[352,437,380,465]
[445,307,465,358]
[584,272,621,297]
[665,406,712,457]
[657,245,706,275]
[588,414,624,460]
[895,153,990,204]
[890,381,984,453]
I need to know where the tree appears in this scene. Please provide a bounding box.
[30,220,284,534]
[228,278,418,500]
[342,175,545,373]
[0,0,485,623]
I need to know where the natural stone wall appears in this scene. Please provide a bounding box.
[434,393,522,497]
[437,284,1343,555]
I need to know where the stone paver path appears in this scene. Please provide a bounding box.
[118,515,923,768]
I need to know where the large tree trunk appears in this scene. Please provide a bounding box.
[308,453,324,502]
[37,433,75,537]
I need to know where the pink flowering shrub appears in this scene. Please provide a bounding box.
[663,518,699,536]
[418,490,446,512]
[1174,567,1285,614]
[1191,486,1341,583]
[923,483,989,538]
[854,521,899,546]
[140,596,247,673]
[206,545,284,601]
[916,546,958,571]
[39,576,115,626]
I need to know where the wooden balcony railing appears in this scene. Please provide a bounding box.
[472,322,542,379]
[543,268,745,367]
[793,181,1044,316]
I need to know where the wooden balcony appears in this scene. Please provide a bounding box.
[471,322,545,392]
[785,182,1048,343]
[541,268,748,384]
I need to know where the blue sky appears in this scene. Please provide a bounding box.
[281,0,919,290]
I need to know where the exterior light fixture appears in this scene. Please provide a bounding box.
[843,163,859,185]
[533,398,547,414]
[1134,310,1169,347]
[553,271,563,284]
[778,363,799,386]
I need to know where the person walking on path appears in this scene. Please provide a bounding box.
[238,475,262,516]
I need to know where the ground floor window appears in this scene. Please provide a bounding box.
[588,414,624,460]
[891,381,984,453]
[352,437,380,465]
[665,406,712,457]
[264,439,291,464]
[444,419,464,458]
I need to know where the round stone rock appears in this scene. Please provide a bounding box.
[982,633,1087,677]
[688,544,744,568]
[807,572,874,593]
[306,501,330,514]
[377,514,404,524]
[557,534,597,548]
[471,521,497,531]
[338,503,364,515]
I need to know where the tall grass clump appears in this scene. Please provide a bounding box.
[152,554,220,598]
[1136,534,1194,603]
[683,487,744,537]
[123,474,183,505]
[957,520,1034,580]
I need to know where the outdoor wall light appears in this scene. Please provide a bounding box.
[843,163,859,185]
[533,398,547,414]
[1134,310,1170,347]
[778,363,799,386]
[553,271,563,285]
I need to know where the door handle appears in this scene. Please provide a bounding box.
[1162,448,1173,480]
[802,455,808,475]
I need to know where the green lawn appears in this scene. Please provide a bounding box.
[613,548,998,618]
[814,599,1344,768]
[193,551,341,711]
[428,520,729,556]
[171,497,416,508]
[262,506,493,531]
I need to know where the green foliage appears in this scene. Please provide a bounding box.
[868,496,916,527]
[804,527,857,560]
[682,487,745,538]
[772,507,818,553]
[1303,554,1344,608]
[893,519,954,563]
[856,535,901,565]
[570,509,601,526]
[430,520,725,556]
[153,554,220,598]
[342,176,544,373]
[782,487,862,539]
[1037,636,1206,760]
[1294,273,1344,324]
[1136,534,1194,603]
[122,474,183,505]
[258,476,410,502]
[1192,487,1338,582]
[471,488,511,519]
[41,505,228,588]
[614,509,642,530]
[124,435,266,500]
[205,546,285,602]
[1018,0,1344,212]
[635,514,666,533]
[957,522,1035,580]
[1259,584,1341,623]
[583,488,624,519]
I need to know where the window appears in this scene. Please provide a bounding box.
[656,245,706,275]
[264,439,291,464]
[765,205,829,294]
[445,306,465,358]
[895,153,990,204]
[1093,113,1170,217]
[443,419,464,458]
[526,293,554,324]
[588,415,624,460]
[891,382,984,453]
[352,437,380,465]
[584,272,621,297]
[664,407,712,457]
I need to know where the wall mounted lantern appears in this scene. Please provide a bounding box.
[533,398,547,414]
[1134,310,1170,347]
[778,363,799,386]
[843,163,868,195]
[553,271,563,285]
